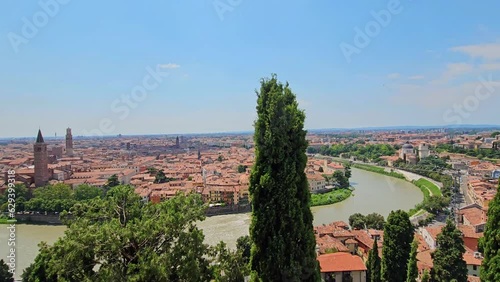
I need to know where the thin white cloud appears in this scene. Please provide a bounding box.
[450,43,500,60]
[387,73,401,79]
[433,63,474,84]
[158,63,180,69]
[408,75,424,80]
[479,63,500,71]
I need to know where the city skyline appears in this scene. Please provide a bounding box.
[2,123,500,139]
[2,1,500,137]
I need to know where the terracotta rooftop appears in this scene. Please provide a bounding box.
[463,251,482,266]
[318,252,367,273]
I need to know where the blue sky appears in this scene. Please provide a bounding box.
[1,0,500,137]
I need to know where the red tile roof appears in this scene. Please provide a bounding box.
[318,252,367,273]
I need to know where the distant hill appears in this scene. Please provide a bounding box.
[2,124,500,140]
[308,124,500,133]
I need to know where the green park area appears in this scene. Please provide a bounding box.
[311,188,352,207]
[413,178,442,198]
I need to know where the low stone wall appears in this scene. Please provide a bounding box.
[205,205,251,216]
[15,214,62,224]
[13,205,253,224]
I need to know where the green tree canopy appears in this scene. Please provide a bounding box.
[431,220,467,282]
[344,164,352,179]
[333,170,349,188]
[0,259,14,282]
[365,213,385,230]
[480,183,500,281]
[249,74,319,281]
[237,165,248,173]
[406,240,418,282]
[381,210,413,282]
[106,174,120,188]
[154,169,167,184]
[22,185,241,281]
[74,184,102,201]
[0,183,29,212]
[349,213,366,230]
[349,213,385,230]
[421,270,430,282]
[237,235,251,265]
[211,241,249,282]
[367,238,381,282]
[25,183,75,213]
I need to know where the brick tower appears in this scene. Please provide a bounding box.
[34,129,49,187]
[65,127,74,157]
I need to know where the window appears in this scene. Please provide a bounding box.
[325,273,336,282]
[342,271,353,282]
[473,265,477,271]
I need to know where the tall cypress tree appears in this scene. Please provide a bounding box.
[368,238,381,282]
[366,245,374,282]
[480,182,500,281]
[381,210,413,282]
[406,240,418,282]
[249,74,320,281]
[431,219,467,282]
[421,270,430,282]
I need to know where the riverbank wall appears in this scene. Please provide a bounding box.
[15,214,62,224]
[9,205,253,225]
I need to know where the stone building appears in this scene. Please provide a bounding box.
[34,129,49,187]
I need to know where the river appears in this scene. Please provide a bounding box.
[0,168,422,279]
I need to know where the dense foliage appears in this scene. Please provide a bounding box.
[308,143,396,162]
[105,174,120,187]
[24,183,102,213]
[395,157,454,217]
[348,213,385,230]
[406,240,418,282]
[431,220,467,282]
[381,210,413,282]
[22,185,245,281]
[237,165,248,173]
[421,270,430,282]
[236,235,252,265]
[0,259,14,282]
[367,239,381,282]
[310,189,351,207]
[153,169,175,184]
[323,165,352,188]
[394,156,453,196]
[249,75,320,281]
[0,184,29,212]
[480,182,500,281]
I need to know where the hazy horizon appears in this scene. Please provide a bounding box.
[2,123,500,139]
